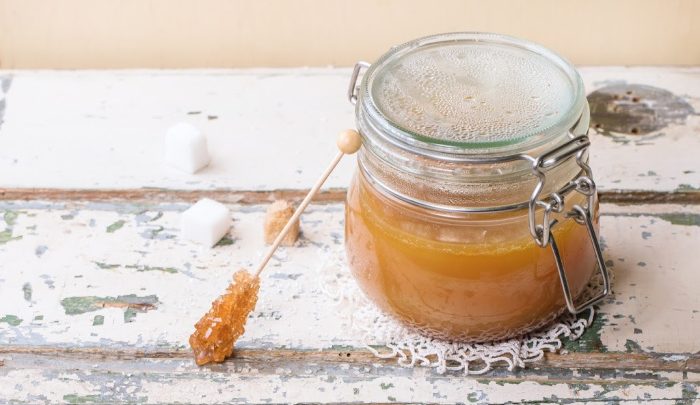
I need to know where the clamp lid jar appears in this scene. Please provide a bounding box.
[344,33,610,341]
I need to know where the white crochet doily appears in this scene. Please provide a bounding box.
[317,247,611,375]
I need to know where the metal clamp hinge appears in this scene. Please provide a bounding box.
[526,134,611,314]
[347,61,370,105]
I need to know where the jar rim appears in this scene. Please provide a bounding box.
[357,32,586,160]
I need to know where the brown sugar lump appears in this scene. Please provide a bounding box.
[264,200,299,246]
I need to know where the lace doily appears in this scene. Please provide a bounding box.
[317,247,611,375]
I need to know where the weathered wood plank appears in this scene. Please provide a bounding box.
[0,68,697,195]
[0,69,356,192]
[0,352,697,404]
[597,204,700,354]
[0,187,349,205]
[0,201,356,351]
[581,67,700,196]
[0,202,698,358]
[2,346,700,374]
[1,188,699,206]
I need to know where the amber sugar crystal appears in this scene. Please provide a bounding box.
[189,269,260,365]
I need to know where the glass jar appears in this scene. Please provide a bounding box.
[344,33,610,341]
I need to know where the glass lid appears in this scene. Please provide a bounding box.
[360,32,585,154]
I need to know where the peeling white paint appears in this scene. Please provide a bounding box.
[0,357,696,404]
[595,206,700,353]
[0,68,698,192]
[0,202,360,350]
[0,202,698,356]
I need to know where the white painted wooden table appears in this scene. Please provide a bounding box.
[0,68,698,404]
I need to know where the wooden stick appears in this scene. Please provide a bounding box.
[253,129,362,278]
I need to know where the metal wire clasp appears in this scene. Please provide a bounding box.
[525,134,611,314]
[347,61,370,105]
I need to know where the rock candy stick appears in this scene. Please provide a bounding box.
[189,129,362,365]
[189,269,259,366]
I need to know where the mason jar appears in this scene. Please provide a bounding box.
[344,32,610,341]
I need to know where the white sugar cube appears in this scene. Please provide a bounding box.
[180,199,231,247]
[164,123,210,173]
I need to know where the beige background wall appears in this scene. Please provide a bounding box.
[0,0,698,68]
